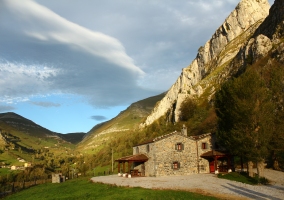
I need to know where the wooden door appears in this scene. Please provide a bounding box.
[209,161,215,173]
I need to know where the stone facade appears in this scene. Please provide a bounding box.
[132,132,214,177]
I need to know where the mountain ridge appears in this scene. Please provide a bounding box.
[140,0,270,127]
[0,112,85,145]
[76,92,165,151]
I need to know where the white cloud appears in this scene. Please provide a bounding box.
[0,0,152,106]
[30,101,61,107]
[2,0,144,75]
[0,59,59,103]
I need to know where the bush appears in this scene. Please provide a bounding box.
[254,175,269,185]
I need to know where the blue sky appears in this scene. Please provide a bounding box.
[0,0,274,134]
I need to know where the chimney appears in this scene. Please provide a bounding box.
[182,124,187,136]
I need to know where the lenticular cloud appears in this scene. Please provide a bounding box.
[1,0,143,75]
[0,0,147,106]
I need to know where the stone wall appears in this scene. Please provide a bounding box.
[153,134,197,176]
[133,132,213,177]
[195,134,213,173]
[133,142,154,176]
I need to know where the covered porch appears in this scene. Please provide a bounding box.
[201,150,233,173]
[115,154,148,177]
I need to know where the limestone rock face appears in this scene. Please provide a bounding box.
[141,0,270,127]
[230,0,284,76]
[250,34,272,62]
[254,0,284,40]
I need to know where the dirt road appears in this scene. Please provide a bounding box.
[91,169,284,200]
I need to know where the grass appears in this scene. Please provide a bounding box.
[4,177,218,200]
[217,172,269,185]
[3,177,218,200]
[0,168,11,176]
[0,151,18,165]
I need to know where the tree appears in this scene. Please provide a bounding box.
[265,64,284,169]
[215,69,274,176]
[179,98,197,121]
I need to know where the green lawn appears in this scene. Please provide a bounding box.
[4,177,218,200]
[217,172,268,185]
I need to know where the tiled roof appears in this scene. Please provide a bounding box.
[200,150,230,157]
[134,132,212,147]
[189,133,211,140]
[152,131,187,142]
[134,131,189,146]
[115,154,148,162]
[133,139,154,147]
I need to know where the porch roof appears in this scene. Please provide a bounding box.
[200,150,230,158]
[115,154,148,162]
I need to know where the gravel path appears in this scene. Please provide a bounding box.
[91,169,284,200]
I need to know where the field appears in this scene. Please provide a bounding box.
[4,177,218,200]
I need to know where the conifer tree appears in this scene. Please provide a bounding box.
[215,69,274,176]
[266,65,284,169]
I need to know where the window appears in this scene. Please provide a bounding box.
[146,144,150,153]
[201,142,208,150]
[136,147,139,154]
[172,161,180,170]
[175,143,184,151]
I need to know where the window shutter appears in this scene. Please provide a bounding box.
[175,143,177,150]
[171,163,173,169]
[178,162,180,169]
[201,142,208,149]
[182,143,184,150]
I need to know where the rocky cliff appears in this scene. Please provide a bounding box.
[141,0,270,127]
[230,0,284,77]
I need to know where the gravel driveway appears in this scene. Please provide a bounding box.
[91,169,284,200]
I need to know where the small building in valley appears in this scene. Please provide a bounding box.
[116,126,232,177]
[52,173,65,183]
[24,162,32,168]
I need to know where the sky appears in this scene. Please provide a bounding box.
[0,0,274,134]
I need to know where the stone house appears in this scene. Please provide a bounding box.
[24,162,32,168]
[10,165,17,170]
[116,127,232,177]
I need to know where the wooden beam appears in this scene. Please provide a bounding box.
[214,156,217,172]
[128,161,132,173]
[118,162,121,173]
[228,156,231,171]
